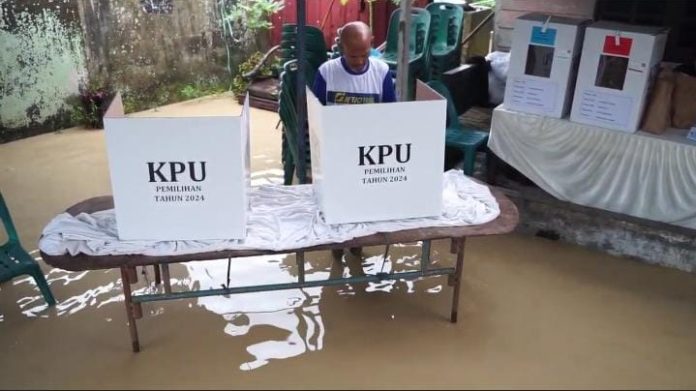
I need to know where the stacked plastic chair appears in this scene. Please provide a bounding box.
[278,60,320,185]
[279,24,329,70]
[379,8,432,100]
[425,2,465,81]
[276,24,328,184]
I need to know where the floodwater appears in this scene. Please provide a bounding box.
[1,94,696,389]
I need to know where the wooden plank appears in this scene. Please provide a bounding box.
[498,0,596,17]
[493,0,597,51]
[495,10,592,29]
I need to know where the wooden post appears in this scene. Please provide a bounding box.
[396,0,412,101]
[296,0,308,184]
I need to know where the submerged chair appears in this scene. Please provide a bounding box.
[0,192,56,306]
[427,80,488,175]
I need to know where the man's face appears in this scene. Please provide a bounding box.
[342,37,372,73]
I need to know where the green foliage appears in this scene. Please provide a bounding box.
[66,75,113,129]
[230,51,279,97]
[219,0,284,44]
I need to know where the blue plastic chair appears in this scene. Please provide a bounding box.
[0,192,56,306]
[427,80,488,175]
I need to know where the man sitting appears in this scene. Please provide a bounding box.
[312,21,396,261]
[312,21,396,105]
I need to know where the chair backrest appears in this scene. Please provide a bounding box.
[426,2,464,54]
[0,192,20,245]
[426,80,460,130]
[384,8,432,58]
[278,60,315,165]
[280,24,329,62]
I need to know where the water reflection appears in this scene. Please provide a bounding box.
[9,243,447,369]
[183,255,327,371]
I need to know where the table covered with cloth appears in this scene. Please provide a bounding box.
[489,106,696,230]
[39,170,501,258]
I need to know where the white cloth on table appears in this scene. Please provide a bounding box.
[39,170,501,257]
[488,105,696,230]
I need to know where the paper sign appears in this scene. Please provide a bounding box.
[603,36,633,56]
[507,77,557,114]
[687,127,696,142]
[577,89,633,128]
[531,26,557,46]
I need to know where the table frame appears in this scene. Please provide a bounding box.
[42,188,517,352]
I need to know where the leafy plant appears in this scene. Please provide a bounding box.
[230,51,278,97]
[68,76,114,129]
[219,0,284,45]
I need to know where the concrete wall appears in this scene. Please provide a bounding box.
[0,0,86,140]
[0,0,230,143]
[77,0,227,92]
[494,0,598,52]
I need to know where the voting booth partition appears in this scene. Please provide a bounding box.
[103,93,251,241]
[308,80,447,225]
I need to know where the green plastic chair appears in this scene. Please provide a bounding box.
[426,2,464,80]
[427,80,488,176]
[0,192,56,306]
[380,7,432,96]
[426,3,464,57]
[279,24,329,58]
[381,8,431,68]
[278,60,317,184]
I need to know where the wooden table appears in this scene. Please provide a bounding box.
[41,188,518,352]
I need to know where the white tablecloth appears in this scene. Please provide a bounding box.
[489,106,696,229]
[39,170,501,257]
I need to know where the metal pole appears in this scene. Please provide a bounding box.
[296,0,308,184]
[395,0,411,101]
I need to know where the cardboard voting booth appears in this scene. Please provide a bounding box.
[570,21,668,132]
[504,13,590,118]
[307,81,447,225]
[103,93,251,241]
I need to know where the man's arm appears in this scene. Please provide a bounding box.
[381,72,396,103]
[312,72,327,105]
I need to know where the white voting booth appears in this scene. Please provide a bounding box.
[103,93,250,241]
[307,81,447,225]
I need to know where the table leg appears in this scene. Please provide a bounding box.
[450,238,459,254]
[120,266,141,352]
[296,252,305,284]
[161,263,172,294]
[421,240,431,272]
[450,237,466,323]
[126,265,138,284]
[154,264,161,285]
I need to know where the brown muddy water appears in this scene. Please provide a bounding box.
[1,94,695,389]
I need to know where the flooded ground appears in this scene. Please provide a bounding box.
[1,94,695,389]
